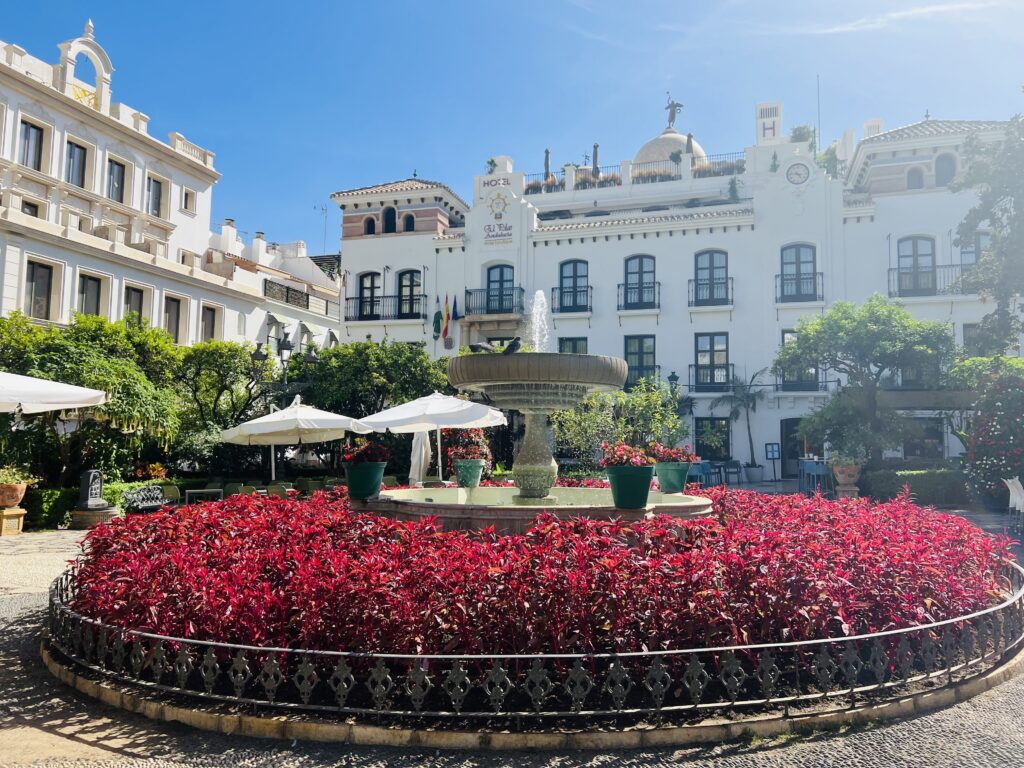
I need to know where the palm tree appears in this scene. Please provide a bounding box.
[710,368,768,467]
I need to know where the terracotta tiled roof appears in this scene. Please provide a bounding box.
[331,178,469,209]
[861,120,1006,144]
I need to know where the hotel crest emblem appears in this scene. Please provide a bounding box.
[488,191,508,221]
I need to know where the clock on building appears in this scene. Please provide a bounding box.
[786,162,810,185]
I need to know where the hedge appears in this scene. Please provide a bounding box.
[857,468,970,508]
[22,478,206,530]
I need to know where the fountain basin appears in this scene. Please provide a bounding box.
[354,486,713,534]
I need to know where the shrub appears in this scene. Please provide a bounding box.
[967,371,1024,502]
[22,487,78,530]
[70,489,1009,655]
[858,469,970,507]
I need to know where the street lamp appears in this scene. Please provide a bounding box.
[667,370,680,391]
[250,330,311,483]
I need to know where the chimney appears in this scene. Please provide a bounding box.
[755,102,783,146]
[862,119,884,139]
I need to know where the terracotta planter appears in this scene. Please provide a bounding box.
[0,483,27,508]
[831,463,863,486]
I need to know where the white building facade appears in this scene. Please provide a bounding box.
[0,24,344,357]
[333,104,1012,476]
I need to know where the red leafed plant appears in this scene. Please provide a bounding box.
[647,442,699,463]
[69,488,1012,656]
[343,439,391,463]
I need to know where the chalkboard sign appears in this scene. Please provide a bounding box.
[765,442,781,461]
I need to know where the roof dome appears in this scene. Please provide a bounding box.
[633,128,706,165]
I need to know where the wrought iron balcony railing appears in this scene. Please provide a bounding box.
[550,286,593,313]
[887,265,964,298]
[617,282,660,311]
[688,278,733,307]
[775,273,824,303]
[626,364,661,389]
[264,279,340,318]
[464,287,525,316]
[689,363,735,393]
[344,294,428,322]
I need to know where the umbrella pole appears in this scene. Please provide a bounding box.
[437,427,443,482]
[271,444,276,482]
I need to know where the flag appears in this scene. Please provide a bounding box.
[432,297,441,340]
[451,296,460,322]
[442,294,451,339]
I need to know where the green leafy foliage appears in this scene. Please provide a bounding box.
[710,369,767,467]
[858,469,970,507]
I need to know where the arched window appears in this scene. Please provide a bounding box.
[357,272,381,319]
[402,213,415,232]
[382,207,397,234]
[622,255,657,309]
[935,154,956,187]
[895,236,936,296]
[779,244,818,302]
[486,264,515,313]
[363,217,376,236]
[397,269,422,318]
[693,250,729,305]
[907,167,924,190]
[558,259,589,312]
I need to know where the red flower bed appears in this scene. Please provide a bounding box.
[70,489,1012,656]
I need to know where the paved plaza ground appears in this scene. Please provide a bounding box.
[2,508,1024,767]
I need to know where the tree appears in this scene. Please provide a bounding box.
[710,368,767,467]
[953,115,1024,354]
[772,295,954,464]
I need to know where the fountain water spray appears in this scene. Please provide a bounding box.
[527,290,549,353]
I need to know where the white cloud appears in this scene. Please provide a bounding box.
[763,1,1002,36]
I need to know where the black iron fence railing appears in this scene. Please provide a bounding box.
[550,286,593,313]
[689,363,735,392]
[626,364,661,389]
[464,287,525,315]
[692,152,747,178]
[775,272,824,303]
[688,278,733,307]
[617,282,660,310]
[888,265,964,298]
[523,171,566,195]
[344,294,428,322]
[46,563,1024,727]
[264,279,309,310]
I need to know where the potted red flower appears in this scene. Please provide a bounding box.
[600,441,655,509]
[450,443,490,489]
[342,439,391,500]
[649,442,699,495]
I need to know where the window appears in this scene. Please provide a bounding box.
[960,231,990,269]
[624,335,656,388]
[382,207,397,234]
[163,296,182,343]
[65,141,87,188]
[907,167,924,190]
[23,261,53,320]
[397,269,422,318]
[935,153,956,187]
[622,255,657,309]
[124,286,144,319]
[146,176,164,217]
[558,260,590,312]
[559,337,588,354]
[19,120,44,171]
[896,236,936,296]
[903,418,944,459]
[778,244,818,301]
[693,250,729,305]
[77,275,102,316]
[358,272,382,319]
[486,264,515,313]
[107,159,126,203]
[779,330,819,390]
[181,188,196,213]
[21,200,40,218]
[201,306,218,342]
[694,333,729,391]
[694,417,731,461]
[402,213,415,232]
[363,217,376,235]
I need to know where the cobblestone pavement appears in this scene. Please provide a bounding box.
[2,512,1024,768]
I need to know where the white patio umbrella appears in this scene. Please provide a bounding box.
[221,395,371,480]
[409,430,432,486]
[0,371,106,414]
[361,392,506,481]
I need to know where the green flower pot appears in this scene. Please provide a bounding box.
[605,465,655,509]
[454,459,486,489]
[343,461,387,500]
[655,462,691,494]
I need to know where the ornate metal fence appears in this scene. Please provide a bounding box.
[47,563,1024,726]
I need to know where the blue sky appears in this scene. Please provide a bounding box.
[5,1,1022,252]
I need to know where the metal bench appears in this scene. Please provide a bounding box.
[121,485,167,515]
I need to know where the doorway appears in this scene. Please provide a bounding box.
[781,417,822,478]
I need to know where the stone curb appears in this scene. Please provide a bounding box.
[41,641,1024,751]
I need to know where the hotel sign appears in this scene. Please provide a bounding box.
[483,191,513,245]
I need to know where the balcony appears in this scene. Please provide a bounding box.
[688,277,733,307]
[631,161,682,184]
[617,282,660,311]
[692,152,747,178]
[887,265,964,298]
[572,165,623,190]
[626,364,661,389]
[689,363,735,393]
[775,372,834,393]
[464,287,525,316]
[551,286,593,314]
[264,279,340,318]
[344,294,428,322]
[775,273,824,303]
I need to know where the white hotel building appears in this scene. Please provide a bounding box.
[0,24,344,356]
[333,104,1010,476]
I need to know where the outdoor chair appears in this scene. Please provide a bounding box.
[805,462,835,498]
[382,475,398,488]
[723,460,743,485]
[689,462,712,487]
[160,485,181,505]
[223,482,243,496]
[122,485,167,515]
[266,485,289,499]
[295,478,312,493]
[238,485,257,495]
[1003,478,1024,530]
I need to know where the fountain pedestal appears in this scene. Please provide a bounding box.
[512,411,558,503]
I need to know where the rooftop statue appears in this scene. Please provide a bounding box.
[665,93,683,130]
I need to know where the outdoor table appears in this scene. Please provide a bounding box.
[185,488,224,504]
